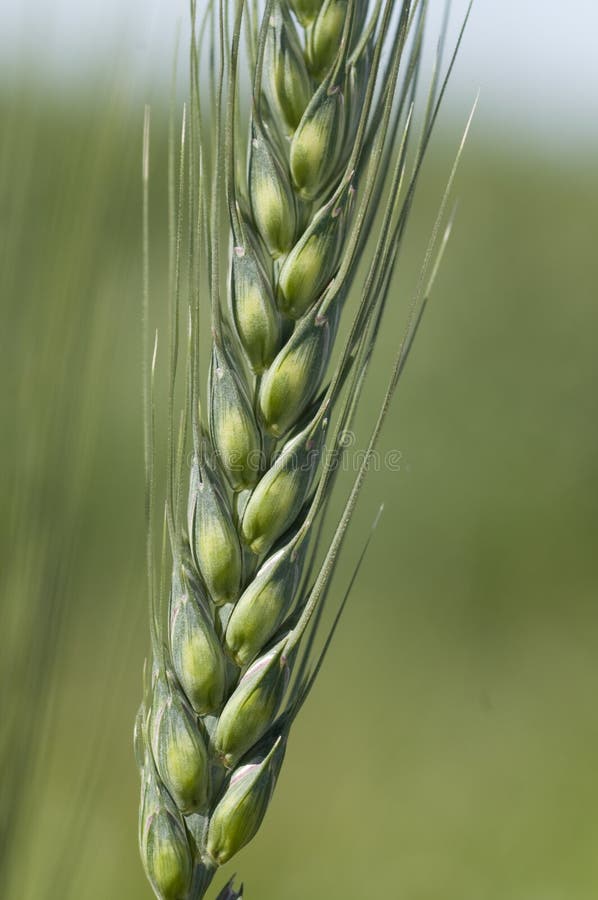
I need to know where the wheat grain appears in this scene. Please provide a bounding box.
[136,1,470,897]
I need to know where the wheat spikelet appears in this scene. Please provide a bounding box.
[136,1,472,897]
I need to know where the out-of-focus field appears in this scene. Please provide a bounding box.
[2,80,597,900]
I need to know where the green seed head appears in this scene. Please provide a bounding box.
[209,343,261,491]
[140,767,193,900]
[290,83,345,200]
[241,417,326,556]
[170,567,227,716]
[225,536,308,667]
[213,639,290,768]
[150,671,210,815]
[307,0,348,79]
[206,736,286,866]
[276,186,350,319]
[188,456,242,606]
[260,296,340,435]
[231,231,281,373]
[289,0,324,27]
[249,121,297,258]
[264,3,312,135]
[143,812,192,900]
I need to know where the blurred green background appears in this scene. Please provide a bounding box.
[2,8,598,900]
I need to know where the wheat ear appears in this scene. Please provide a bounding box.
[135,1,471,898]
